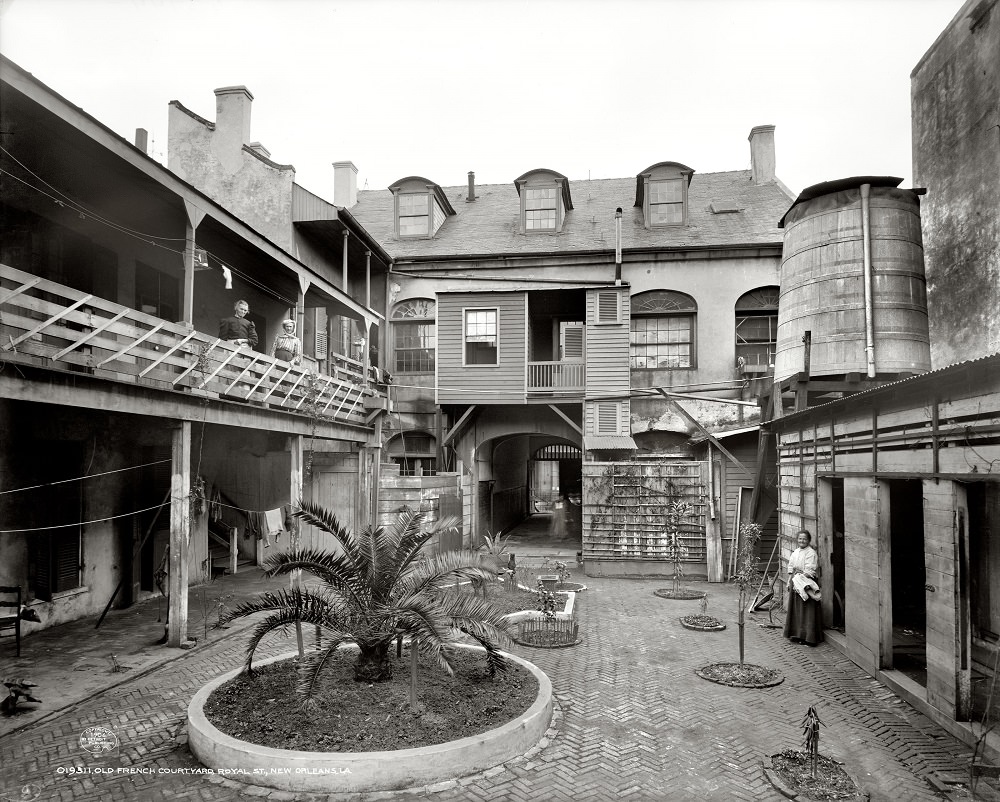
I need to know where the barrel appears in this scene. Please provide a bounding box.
[774,179,931,382]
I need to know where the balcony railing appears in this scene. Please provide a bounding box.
[0,263,378,427]
[527,360,585,394]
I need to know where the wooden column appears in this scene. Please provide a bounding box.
[182,201,206,325]
[342,230,349,290]
[358,414,383,530]
[167,421,192,647]
[365,249,371,309]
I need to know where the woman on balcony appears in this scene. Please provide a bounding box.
[270,319,302,365]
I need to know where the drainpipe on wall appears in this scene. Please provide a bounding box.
[860,183,877,378]
[614,207,622,284]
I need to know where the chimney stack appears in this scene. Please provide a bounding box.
[467,171,477,202]
[748,125,776,185]
[214,86,253,146]
[333,161,358,208]
[134,128,148,154]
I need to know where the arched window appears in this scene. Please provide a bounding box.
[391,298,435,373]
[630,290,697,369]
[735,286,779,370]
[386,431,437,476]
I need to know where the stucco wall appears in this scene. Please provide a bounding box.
[168,104,296,253]
[912,0,1000,366]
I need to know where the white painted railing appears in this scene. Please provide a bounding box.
[527,360,585,393]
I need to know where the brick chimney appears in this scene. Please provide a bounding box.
[467,171,477,202]
[134,128,148,154]
[333,161,358,208]
[748,125,776,185]
[214,86,253,146]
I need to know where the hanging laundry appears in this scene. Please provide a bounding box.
[221,266,233,290]
[264,508,284,544]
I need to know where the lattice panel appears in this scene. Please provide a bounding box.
[582,461,707,561]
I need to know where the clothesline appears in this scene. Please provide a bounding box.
[0,459,172,496]
[0,494,297,533]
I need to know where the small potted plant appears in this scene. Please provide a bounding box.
[679,594,726,631]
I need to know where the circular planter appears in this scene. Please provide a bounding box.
[679,616,726,632]
[654,588,706,601]
[187,644,553,794]
[762,751,869,801]
[695,662,784,688]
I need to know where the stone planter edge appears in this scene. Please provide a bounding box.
[187,643,553,794]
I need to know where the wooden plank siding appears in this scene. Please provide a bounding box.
[584,287,630,400]
[922,479,962,719]
[583,287,630,436]
[843,477,885,673]
[436,291,526,405]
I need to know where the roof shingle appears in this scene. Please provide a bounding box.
[349,170,794,260]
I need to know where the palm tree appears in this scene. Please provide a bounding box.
[221,503,514,693]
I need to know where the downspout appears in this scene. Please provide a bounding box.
[614,207,623,284]
[860,183,876,378]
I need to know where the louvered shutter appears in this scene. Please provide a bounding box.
[596,402,620,434]
[597,291,620,323]
[563,325,584,359]
[314,308,328,359]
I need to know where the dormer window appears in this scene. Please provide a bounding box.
[635,162,694,229]
[649,179,684,225]
[515,169,573,234]
[389,176,455,239]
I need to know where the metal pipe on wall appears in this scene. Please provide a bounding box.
[860,183,877,378]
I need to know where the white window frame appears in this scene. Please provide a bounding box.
[397,192,431,238]
[463,306,500,367]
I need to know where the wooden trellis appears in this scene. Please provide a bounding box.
[582,461,707,561]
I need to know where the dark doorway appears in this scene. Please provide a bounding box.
[830,478,845,628]
[889,479,926,684]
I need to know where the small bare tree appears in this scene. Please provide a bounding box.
[801,705,822,778]
[663,502,694,595]
[733,520,763,664]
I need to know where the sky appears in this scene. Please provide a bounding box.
[0,0,967,200]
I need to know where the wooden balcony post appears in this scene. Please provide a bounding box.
[342,230,349,290]
[167,421,192,647]
[182,201,206,325]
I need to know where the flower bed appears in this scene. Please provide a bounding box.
[695,662,783,688]
[679,614,726,631]
[187,644,553,794]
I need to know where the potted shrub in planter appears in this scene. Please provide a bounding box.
[187,505,555,794]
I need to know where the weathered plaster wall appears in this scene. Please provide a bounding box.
[912,0,1000,366]
[0,403,175,631]
[168,101,296,253]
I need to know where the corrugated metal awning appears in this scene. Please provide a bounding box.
[583,435,637,450]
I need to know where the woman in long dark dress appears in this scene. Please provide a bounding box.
[784,529,823,645]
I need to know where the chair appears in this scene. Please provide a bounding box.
[0,586,23,657]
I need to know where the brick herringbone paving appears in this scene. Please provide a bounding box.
[2,577,998,801]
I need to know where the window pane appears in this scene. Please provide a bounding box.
[629,314,693,368]
[650,180,683,203]
[399,216,428,235]
[399,194,427,214]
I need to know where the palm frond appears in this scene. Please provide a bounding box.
[293,503,362,564]
[398,549,496,598]
[295,640,348,699]
[259,548,366,604]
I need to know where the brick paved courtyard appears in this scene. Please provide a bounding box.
[2,574,998,802]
